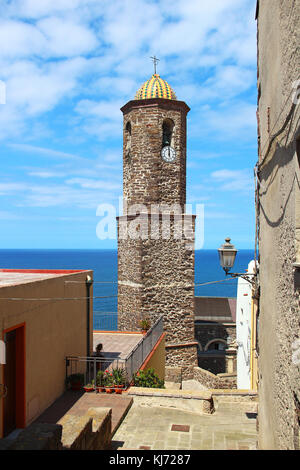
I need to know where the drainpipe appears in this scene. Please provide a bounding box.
[86,275,93,357]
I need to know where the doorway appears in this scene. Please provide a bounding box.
[3,324,25,437]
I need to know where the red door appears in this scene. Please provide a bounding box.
[3,330,16,436]
[3,324,25,437]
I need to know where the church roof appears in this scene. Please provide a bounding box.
[135,74,177,100]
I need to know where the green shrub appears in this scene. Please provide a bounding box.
[133,368,164,389]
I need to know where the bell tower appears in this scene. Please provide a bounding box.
[117,69,198,378]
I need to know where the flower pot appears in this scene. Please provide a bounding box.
[114,388,122,394]
[105,388,114,394]
[83,386,94,393]
[97,386,105,393]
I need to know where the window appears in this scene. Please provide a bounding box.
[162,119,174,148]
[205,339,227,352]
[125,121,132,164]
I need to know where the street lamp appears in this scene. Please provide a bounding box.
[218,237,256,285]
[218,237,237,274]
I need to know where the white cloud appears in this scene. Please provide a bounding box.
[8,143,84,160]
[0,20,45,58]
[0,179,120,208]
[36,16,98,57]
[66,177,121,191]
[0,0,257,143]
[0,0,257,225]
[211,168,253,192]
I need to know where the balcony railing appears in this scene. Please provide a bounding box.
[93,312,118,331]
[65,315,164,391]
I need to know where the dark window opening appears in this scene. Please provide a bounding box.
[162,119,174,148]
[125,121,132,164]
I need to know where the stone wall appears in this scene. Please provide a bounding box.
[0,423,62,450]
[118,98,197,375]
[0,407,112,451]
[256,0,300,449]
[128,388,214,415]
[165,343,198,380]
[197,355,226,375]
[121,98,189,210]
[165,365,237,390]
[193,367,219,389]
[118,213,198,374]
[165,366,183,384]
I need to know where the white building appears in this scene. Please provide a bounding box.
[236,261,256,389]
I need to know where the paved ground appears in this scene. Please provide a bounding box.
[93,332,143,359]
[35,391,133,435]
[112,399,258,450]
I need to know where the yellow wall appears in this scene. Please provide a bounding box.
[0,270,93,437]
[250,297,259,391]
[141,334,166,380]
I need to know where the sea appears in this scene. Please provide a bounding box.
[0,249,254,330]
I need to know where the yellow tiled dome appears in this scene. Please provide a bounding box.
[135,74,177,100]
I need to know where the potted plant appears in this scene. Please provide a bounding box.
[96,370,105,392]
[103,370,114,393]
[112,367,126,393]
[139,318,151,335]
[83,380,95,392]
[66,373,84,391]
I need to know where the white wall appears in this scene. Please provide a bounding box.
[236,261,255,389]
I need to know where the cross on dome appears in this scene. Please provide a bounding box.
[135,58,177,101]
[150,55,160,74]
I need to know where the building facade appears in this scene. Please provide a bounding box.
[117,74,198,377]
[0,269,93,438]
[236,261,258,391]
[195,296,236,375]
[256,0,300,449]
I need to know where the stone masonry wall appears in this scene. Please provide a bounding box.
[257,0,300,450]
[0,407,112,451]
[121,98,189,210]
[118,98,197,375]
[118,213,198,373]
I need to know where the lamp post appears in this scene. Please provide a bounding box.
[218,238,256,285]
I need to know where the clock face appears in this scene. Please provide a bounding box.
[161,146,176,163]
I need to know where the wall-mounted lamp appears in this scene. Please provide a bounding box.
[218,237,257,286]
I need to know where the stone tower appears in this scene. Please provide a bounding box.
[117,72,198,377]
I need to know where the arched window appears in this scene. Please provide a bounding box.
[205,339,227,352]
[162,119,174,148]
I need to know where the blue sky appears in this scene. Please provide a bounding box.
[0,0,257,250]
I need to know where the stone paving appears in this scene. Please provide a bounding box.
[112,398,258,450]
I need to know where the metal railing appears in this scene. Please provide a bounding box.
[125,316,164,381]
[66,356,127,390]
[93,312,118,331]
[65,315,164,391]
